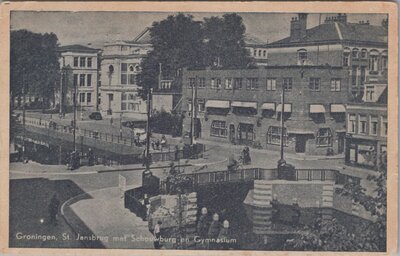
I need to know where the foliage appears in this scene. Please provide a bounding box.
[285,154,387,251]
[150,109,183,137]
[11,30,60,108]
[138,13,251,99]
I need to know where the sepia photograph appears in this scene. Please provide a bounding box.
[1,2,398,255]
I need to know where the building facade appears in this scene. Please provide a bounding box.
[182,66,350,155]
[99,28,152,119]
[57,45,100,111]
[345,103,387,170]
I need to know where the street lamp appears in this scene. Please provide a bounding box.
[277,85,286,169]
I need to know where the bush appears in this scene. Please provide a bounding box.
[150,110,182,136]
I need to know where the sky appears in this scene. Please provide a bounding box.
[11,11,387,48]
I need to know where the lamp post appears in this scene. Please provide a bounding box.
[73,74,77,151]
[119,111,123,139]
[22,72,26,162]
[277,85,286,169]
[145,87,153,173]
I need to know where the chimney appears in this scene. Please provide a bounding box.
[290,13,308,41]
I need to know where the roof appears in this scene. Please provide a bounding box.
[58,44,99,53]
[244,33,267,46]
[269,22,387,47]
[125,27,152,45]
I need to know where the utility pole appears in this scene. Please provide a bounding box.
[278,85,285,167]
[145,87,152,171]
[60,68,64,116]
[73,76,77,151]
[22,72,26,162]
[190,76,197,146]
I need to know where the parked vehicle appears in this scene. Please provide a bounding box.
[89,112,102,120]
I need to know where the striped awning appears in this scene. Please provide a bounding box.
[276,104,292,113]
[205,100,230,109]
[231,101,257,109]
[261,103,275,111]
[330,104,346,113]
[309,104,326,114]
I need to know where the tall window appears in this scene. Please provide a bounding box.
[359,115,367,134]
[330,79,341,91]
[211,78,221,89]
[309,78,321,91]
[283,78,292,91]
[351,66,358,86]
[87,74,92,86]
[121,63,137,85]
[343,48,350,66]
[121,93,139,112]
[369,50,379,72]
[198,78,206,88]
[197,99,205,112]
[79,93,85,103]
[297,49,307,64]
[253,49,257,56]
[348,114,356,133]
[73,57,79,67]
[360,67,366,85]
[381,116,387,137]
[87,93,92,103]
[87,57,92,68]
[121,63,128,84]
[365,86,375,102]
[225,78,232,89]
[189,77,196,87]
[210,120,227,137]
[381,51,388,70]
[370,116,378,135]
[79,74,85,86]
[266,78,276,91]
[73,74,78,87]
[316,128,332,147]
[234,78,242,89]
[80,57,86,67]
[267,126,287,146]
[263,50,267,57]
[246,78,258,90]
[351,48,359,59]
[361,49,368,59]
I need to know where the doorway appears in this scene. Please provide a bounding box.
[295,135,307,153]
[229,124,235,144]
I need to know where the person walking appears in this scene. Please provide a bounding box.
[48,194,60,226]
[110,117,113,126]
[153,220,162,249]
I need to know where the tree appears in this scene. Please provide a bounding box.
[11,30,60,109]
[203,13,251,68]
[138,14,204,98]
[284,155,387,251]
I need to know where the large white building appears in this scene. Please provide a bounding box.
[99,28,152,119]
[57,44,100,111]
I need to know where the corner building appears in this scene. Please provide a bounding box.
[182,66,349,155]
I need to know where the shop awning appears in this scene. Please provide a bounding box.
[205,100,230,109]
[330,104,346,113]
[288,129,315,135]
[309,104,326,114]
[231,101,257,109]
[261,103,275,111]
[276,104,292,113]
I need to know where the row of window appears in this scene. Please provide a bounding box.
[252,49,267,58]
[210,121,333,147]
[188,77,342,92]
[73,74,92,87]
[78,92,92,103]
[343,49,387,71]
[73,57,93,68]
[348,114,387,137]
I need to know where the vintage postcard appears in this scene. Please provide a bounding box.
[0,1,398,255]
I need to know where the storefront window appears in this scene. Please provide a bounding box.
[267,126,287,146]
[238,123,255,143]
[210,120,227,137]
[316,128,332,147]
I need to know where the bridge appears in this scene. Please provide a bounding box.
[160,167,360,193]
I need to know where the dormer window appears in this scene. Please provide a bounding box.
[352,48,359,59]
[297,49,307,65]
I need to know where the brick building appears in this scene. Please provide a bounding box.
[56,44,100,111]
[182,66,350,155]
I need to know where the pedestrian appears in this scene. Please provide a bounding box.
[88,148,94,166]
[208,213,221,249]
[197,207,210,239]
[160,135,167,148]
[218,220,231,249]
[153,220,162,249]
[110,117,113,126]
[48,194,60,226]
[144,193,150,220]
[227,153,238,172]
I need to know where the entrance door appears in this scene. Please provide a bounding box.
[337,133,345,154]
[229,124,235,144]
[295,135,306,153]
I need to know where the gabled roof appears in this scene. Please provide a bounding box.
[58,44,99,53]
[269,22,387,47]
[244,33,267,46]
[125,27,152,45]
